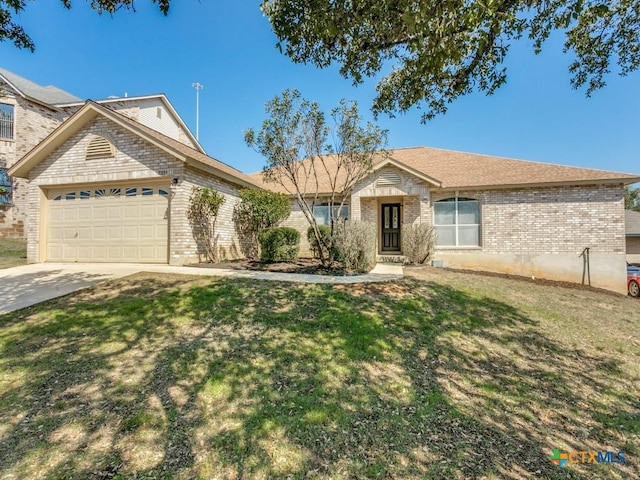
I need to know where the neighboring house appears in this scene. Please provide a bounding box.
[0,67,203,237]
[250,148,640,294]
[8,101,261,264]
[626,210,640,264]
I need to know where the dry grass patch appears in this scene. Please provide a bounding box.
[0,270,637,479]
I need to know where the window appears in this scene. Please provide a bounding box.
[0,104,14,140]
[0,168,12,204]
[434,197,480,247]
[313,203,349,225]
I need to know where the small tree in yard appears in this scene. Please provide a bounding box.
[187,186,225,263]
[245,89,388,265]
[234,188,290,259]
[402,224,436,265]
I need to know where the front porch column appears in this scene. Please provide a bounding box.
[350,195,362,221]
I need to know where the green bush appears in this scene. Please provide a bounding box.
[234,189,291,258]
[401,224,435,264]
[333,221,376,273]
[258,227,300,262]
[307,225,332,260]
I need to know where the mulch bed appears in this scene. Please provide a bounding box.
[194,257,350,275]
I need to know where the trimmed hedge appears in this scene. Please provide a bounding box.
[258,227,300,262]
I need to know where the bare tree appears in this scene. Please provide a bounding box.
[245,89,387,265]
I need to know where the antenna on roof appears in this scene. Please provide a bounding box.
[192,82,204,141]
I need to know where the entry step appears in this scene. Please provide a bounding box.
[376,255,407,264]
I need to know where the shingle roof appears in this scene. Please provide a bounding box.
[0,67,81,105]
[249,146,640,193]
[626,210,640,237]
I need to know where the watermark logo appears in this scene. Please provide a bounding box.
[549,448,625,467]
[549,449,569,467]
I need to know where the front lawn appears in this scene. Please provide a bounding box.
[0,270,637,479]
[0,237,27,269]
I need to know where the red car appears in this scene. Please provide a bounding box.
[628,264,640,297]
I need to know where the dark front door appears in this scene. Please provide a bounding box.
[381,203,401,251]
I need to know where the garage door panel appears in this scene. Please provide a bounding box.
[92,206,107,221]
[108,207,123,220]
[46,184,168,263]
[63,209,78,222]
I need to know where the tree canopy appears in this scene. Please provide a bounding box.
[4,1,639,122]
[625,186,640,212]
[1,0,170,51]
[261,0,640,121]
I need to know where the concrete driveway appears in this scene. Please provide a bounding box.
[0,263,403,315]
[0,263,150,315]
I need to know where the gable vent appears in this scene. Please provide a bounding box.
[86,136,115,160]
[377,169,401,186]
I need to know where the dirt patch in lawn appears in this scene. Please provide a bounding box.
[406,265,626,297]
[195,257,350,275]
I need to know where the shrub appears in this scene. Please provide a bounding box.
[258,227,300,262]
[187,187,225,263]
[333,221,376,273]
[307,225,332,260]
[234,189,291,258]
[402,224,435,264]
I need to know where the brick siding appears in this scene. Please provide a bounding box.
[431,184,626,255]
[26,116,246,263]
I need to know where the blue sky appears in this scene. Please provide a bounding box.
[2,1,639,176]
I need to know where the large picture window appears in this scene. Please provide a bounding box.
[0,104,14,140]
[313,203,349,225]
[0,168,12,205]
[434,197,480,246]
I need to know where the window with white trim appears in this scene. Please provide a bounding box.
[0,104,14,140]
[434,197,480,246]
[313,203,349,225]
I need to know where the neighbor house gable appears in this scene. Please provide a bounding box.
[58,94,204,153]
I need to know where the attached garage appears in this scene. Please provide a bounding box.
[8,101,263,265]
[45,183,169,263]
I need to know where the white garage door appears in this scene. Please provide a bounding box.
[46,184,169,263]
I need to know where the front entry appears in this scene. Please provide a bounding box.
[381,203,401,251]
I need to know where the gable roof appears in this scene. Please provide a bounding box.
[8,101,262,189]
[0,67,81,106]
[249,146,640,193]
[57,93,205,154]
[626,210,640,237]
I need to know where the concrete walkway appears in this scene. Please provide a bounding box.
[0,262,403,315]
